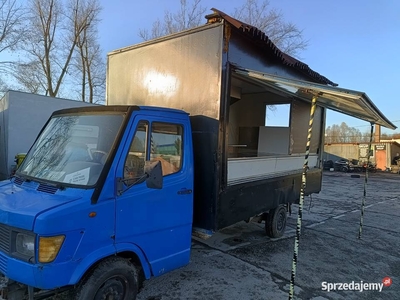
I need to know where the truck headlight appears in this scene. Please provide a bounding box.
[38,235,65,263]
[16,233,35,257]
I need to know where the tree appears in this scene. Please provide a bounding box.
[13,61,44,93]
[325,122,362,143]
[325,122,375,144]
[138,0,206,40]
[361,130,373,143]
[233,0,307,56]
[72,0,104,103]
[0,0,26,74]
[138,0,307,57]
[15,0,104,100]
[380,132,400,141]
[0,76,8,93]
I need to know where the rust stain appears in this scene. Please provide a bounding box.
[224,24,231,53]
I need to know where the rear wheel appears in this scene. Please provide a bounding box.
[265,205,287,238]
[74,257,138,300]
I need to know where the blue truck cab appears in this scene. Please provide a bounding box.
[0,105,194,299]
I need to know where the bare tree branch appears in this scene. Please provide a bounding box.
[13,61,45,94]
[73,0,104,103]
[0,0,25,53]
[14,0,104,100]
[0,0,26,86]
[138,0,307,57]
[325,122,367,143]
[233,0,308,57]
[139,0,206,40]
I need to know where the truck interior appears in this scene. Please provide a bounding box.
[227,72,321,186]
[226,68,395,186]
[124,121,183,180]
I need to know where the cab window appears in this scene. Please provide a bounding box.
[150,122,183,176]
[124,121,148,181]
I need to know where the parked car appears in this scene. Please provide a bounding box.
[323,160,334,170]
[334,159,354,172]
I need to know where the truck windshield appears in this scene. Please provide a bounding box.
[17,113,124,186]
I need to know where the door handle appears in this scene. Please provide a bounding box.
[177,188,192,195]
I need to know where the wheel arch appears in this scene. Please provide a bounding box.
[69,243,152,286]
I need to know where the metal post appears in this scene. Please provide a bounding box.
[358,123,374,239]
[288,95,318,300]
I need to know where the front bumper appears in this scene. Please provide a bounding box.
[0,251,76,290]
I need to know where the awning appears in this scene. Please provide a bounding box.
[234,68,396,130]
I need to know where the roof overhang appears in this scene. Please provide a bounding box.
[234,68,396,130]
[208,8,337,86]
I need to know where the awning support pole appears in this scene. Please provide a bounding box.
[358,122,374,239]
[289,95,318,300]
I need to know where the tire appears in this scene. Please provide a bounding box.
[74,257,138,300]
[340,166,348,172]
[265,205,287,238]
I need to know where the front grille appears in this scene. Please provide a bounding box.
[0,225,10,254]
[13,177,24,185]
[37,183,58,194]
[13,178,59,194]
[0,252,6,274]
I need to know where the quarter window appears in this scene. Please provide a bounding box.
[124,121,148,181]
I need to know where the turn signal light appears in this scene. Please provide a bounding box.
[38,235,65,263]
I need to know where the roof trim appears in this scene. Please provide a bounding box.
[208,8,338,87]
[234,68,396,130]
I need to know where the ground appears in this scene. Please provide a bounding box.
[38,171,399,299]
[135,171,399,300]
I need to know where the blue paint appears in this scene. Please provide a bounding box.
[0,106,194,292]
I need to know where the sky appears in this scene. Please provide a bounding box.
[97,0,400,134]
[3,1,400,134]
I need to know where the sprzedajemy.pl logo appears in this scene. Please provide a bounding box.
[321,277,392,293]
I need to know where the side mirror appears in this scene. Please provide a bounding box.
[116,160,163,195]
[144,160,163,189]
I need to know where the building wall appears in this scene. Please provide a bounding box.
[290,99,322,154]
[323,144,362,163]
[324,142,400,170]
[390,143,400,163]
[0,91,95,179]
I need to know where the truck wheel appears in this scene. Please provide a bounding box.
[74,257,138,300]
[265,205,287,238]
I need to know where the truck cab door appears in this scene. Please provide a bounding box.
[115,115,193,276]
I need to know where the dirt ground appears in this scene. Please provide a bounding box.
[136,171,400,300]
